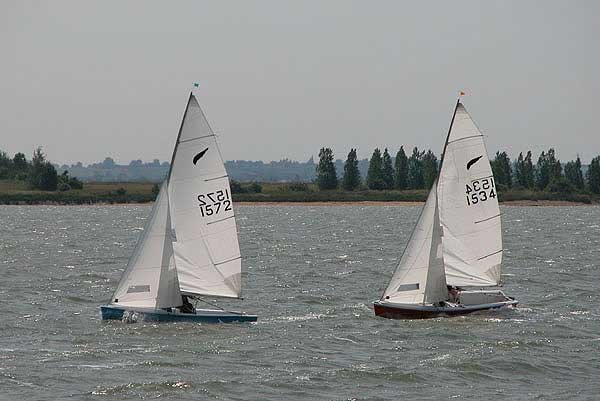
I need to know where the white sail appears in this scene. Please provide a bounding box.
[382,184,447,304]
[438,102,502,287]
[111,182,182,308]
[168,93,242,298]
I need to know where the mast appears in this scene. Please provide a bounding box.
[378,97,460,302]
[167,92,194,184]
[438,97,461,173]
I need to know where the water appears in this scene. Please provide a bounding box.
[0,204,599,400]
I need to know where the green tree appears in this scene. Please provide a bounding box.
[394,146,408,190]
[536,148,561,190]
[535,151,549,190]
[587,156,600,194]
[0,151,12,169]
[547,148,562,184]
[564,156,584,191]
[523,151,534,188]
[316,147,338,190]
[491,151,512,188]
[249,182,263,193]
[152,183,160,197]
[366,148,386,190]
[230,180,245,194]
[0,151,11,179]
[407,147,425,189]
[514,152,525,188]
[13,152,28,171]
[342,148,361,191]
[382,148,394,190]
[28,147,58,191]
[422,150,438,189]
[57,170,83,191]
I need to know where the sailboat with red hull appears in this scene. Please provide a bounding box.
[374,98,517,320]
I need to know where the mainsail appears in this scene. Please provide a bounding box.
[438,102,502,287]
[168,93,242,298]
[111,182,181,308]
[381,183,447,304]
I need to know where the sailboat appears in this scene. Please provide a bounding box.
[101,91,257,323]
[373,98,518,319]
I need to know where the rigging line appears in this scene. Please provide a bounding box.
[436,99,461,222]
[167,92,193,184]
[192,296,226,311]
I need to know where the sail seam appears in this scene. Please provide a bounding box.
[470,174,494,182]
[478,249,503,260]
[178,134,215,144]
[447,134,483,144]
[474,213,501,224]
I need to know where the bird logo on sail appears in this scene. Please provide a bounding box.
[466,155,483,170]
[193,148,209,165]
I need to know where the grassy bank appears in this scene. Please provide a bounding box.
[0,181,156,204]
[0,180,597,205]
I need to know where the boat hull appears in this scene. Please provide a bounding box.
[100,305,257,323]
[373,299,518,320]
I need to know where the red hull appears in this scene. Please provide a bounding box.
[373,301,516,320]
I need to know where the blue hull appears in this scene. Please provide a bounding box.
[100,305,257,323]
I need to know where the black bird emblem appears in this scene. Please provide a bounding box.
[192,148,209,165]
[467,155,483,170]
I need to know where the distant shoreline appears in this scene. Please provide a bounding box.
[0,180,597,206]
[0,200,596,207]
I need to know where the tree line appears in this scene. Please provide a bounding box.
[0,148,83,191]
[316,146,600,195]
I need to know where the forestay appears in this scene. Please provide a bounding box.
[381,184,447,304]
[111,182,181,308]
[438,103,502,287]
[168,93,242,298]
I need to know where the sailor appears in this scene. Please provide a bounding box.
[180,295,196,314]
[447,285,460,303]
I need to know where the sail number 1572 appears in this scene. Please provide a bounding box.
[197,189,232,217]
[466,177,496,206]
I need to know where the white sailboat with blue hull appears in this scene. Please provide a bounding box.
[101,91,256,323]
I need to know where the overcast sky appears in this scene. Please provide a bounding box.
[2,1,598,165]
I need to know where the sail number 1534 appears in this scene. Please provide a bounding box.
[197,189,232,217]
[466,177,496,206]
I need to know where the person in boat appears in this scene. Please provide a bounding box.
[447,285,461,303]
[180,295,196,314]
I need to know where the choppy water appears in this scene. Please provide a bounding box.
[0,204,599,400]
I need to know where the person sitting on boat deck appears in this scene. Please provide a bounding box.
[180,295,196,314]
[447,285,461,303]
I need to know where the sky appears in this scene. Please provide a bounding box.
[1,1,598,165]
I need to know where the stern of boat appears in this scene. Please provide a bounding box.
[459,289,518,308]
